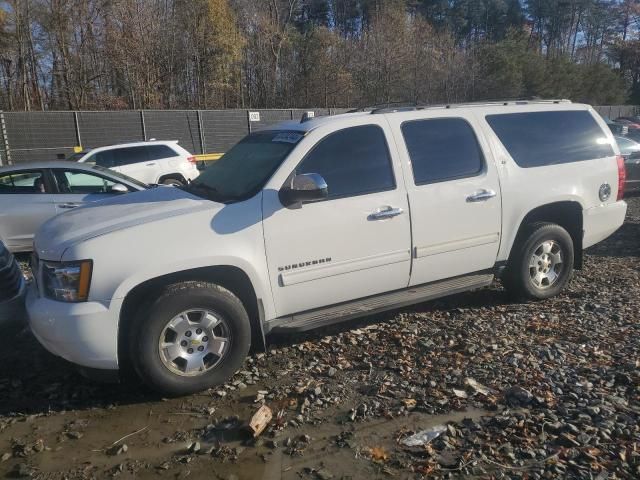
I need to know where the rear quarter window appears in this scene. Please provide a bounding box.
[147,145,178,160]
[486,110,613,168]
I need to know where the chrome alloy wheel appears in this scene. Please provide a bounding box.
[529,240,564,290]
[158,309,232,376]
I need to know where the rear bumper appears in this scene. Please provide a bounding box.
[583,201,627,249]
[26,283,121,370]
[182,164,200,181]
[0,277,27,332]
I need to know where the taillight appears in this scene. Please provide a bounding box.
[187,156,197,164]
[617,155,626,201]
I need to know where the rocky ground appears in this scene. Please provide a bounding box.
[0,197,638,480]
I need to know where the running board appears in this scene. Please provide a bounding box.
[266,272,494,334]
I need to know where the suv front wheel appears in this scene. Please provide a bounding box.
[130,281,251,396]
[504,222,574,300]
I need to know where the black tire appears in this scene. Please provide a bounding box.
[129,281,251,396]
[504,222,574,300]
[161,178,184,186]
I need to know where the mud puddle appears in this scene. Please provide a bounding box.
[137,407,489,479]
[2,401,489,479]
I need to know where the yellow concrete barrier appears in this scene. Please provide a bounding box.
[195,153,223,162]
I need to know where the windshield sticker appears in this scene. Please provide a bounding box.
[272,132,303,144]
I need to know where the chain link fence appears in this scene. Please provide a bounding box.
[0,106,634,165]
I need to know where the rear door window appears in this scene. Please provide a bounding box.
[113,147,149,166]
[401,118,484,185]
[0,170,47,194]
[147,145,178,160]
[486,110,613,168]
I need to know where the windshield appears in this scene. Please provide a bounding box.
[67,151,91,162]
[184,130,304,202]
[91,164,149,189]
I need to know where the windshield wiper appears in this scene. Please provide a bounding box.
[184,182,235,201]
[188,182,220,195]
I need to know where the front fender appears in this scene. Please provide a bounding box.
[108,255,274,320]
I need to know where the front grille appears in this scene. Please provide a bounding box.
[0,254,22,301]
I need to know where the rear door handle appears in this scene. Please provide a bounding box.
[57,203,79,209]
[466,189,497,203]
[368,206,404,220]
[146,162,156,166]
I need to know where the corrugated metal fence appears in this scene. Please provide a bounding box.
[0,108,350,165]
[0,105,635,165]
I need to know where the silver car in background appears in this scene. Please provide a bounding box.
[0,161,148,252]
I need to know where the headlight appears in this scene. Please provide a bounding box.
[42,260,92,302]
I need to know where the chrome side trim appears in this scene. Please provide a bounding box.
[415,232,500,258]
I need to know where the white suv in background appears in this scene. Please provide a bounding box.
[71,140,200,186]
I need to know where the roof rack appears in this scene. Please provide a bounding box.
[347,101,420,113]
[370,98,572,114]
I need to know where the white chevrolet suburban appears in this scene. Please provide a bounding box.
[27,100,627,396]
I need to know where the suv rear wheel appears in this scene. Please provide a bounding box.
[129,281,251,396]
[504,222,574,300]
[161,177,184,186]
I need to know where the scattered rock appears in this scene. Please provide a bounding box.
[504,385,534,406]
[106,443,128,456]
[315,468,334,479]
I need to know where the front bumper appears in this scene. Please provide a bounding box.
[582,200,627,249]
[26,282,121,370]
[0,277,27,333]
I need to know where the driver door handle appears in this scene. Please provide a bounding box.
[466,189,497,203]
[368,206,404,220]
[57,203,79,209]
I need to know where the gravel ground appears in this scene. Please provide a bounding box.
[0,197,638,480]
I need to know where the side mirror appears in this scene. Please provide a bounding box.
[110,183,129,194]
[629,151,640,160]
[279,173,328,208]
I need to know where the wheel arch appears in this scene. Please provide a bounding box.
[508,201,584,270]
[157,173,187,184]
[118,265,266,375]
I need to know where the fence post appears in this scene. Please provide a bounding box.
[247,110,252,134]
[0,111,8,165]
[140,110,147,141]
[73,111,82,149]
[197,110,206,154]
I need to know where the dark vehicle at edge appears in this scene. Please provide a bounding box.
[0,239,26,335]
[615,135,640,194]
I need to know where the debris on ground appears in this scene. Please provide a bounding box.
[248,405,272,438]
[399,424,447,447]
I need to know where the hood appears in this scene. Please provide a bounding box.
[36,187,220,260]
